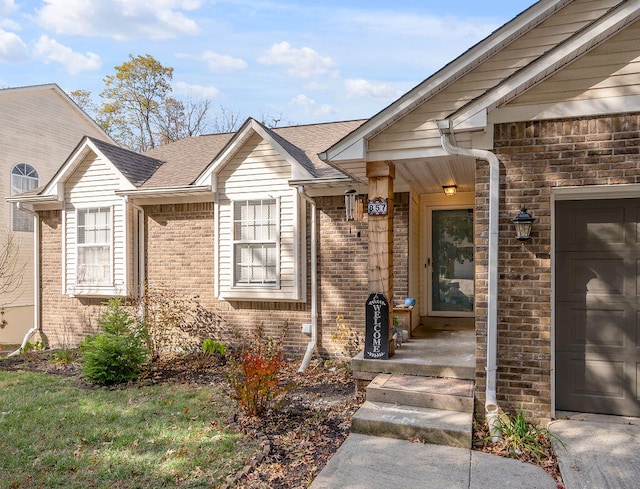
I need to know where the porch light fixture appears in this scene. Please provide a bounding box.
[512,205,536,241]
[442,185,457,196]
[344,188,357,221]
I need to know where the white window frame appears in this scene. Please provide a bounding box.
[11,163,39,232]
[231,198,280,288]
[75,206,113,287]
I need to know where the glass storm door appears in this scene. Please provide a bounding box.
[429,208,474,316]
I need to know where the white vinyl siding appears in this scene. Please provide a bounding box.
[65,154,130,296]
[367,0,620,161]
[218,134,303,301]
[506,19,640,107]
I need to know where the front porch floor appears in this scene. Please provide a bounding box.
[352,324,476,381]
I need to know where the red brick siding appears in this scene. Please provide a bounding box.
[475,113,640,421]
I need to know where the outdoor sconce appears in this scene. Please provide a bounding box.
[512,205,536,241]
[344,188,357,221]
[443,185,457,196]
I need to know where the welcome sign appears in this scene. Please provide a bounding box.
[364,293,390,359]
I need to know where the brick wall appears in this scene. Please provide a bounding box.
[40,210,102,347]
[316,193,409,357]
[475,113,640,422]
[37,194,411,358]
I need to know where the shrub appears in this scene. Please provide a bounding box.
[140,287,227,357]
[227,324,291,417]
[202,338,226,355]
[80,298,148,385]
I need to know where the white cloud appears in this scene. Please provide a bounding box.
[344,79,401,100]
[174,81,220,98]
[33,35,101,74]
[289,94,335,117]
[0,0,17,17]
[0,29,27,63]
[0,0,20,30]
[201,51,247,72]
[259,42,335,79]
[36,0,201,41]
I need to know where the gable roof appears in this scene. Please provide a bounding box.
[448,0,640,131]
[320,0,638,163]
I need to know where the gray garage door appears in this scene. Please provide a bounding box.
[556,198,640,416]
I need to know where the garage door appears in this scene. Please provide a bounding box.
[556,198,640,416]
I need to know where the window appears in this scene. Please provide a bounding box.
[233,199,278,285]
[76,207,112,286]
[11,163,39,232]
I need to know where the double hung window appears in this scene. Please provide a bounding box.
[76,207,112,286]
[233,199,278,286]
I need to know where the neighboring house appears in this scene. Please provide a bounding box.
[12,0,640,425]
[0,84,112,344]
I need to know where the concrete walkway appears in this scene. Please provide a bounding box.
[549,412,640,489]
[309,433,557,489]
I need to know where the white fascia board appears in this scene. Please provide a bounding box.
[368,146,451,162]
[318,137,365,163]
[450,2,640,131]
[320,0,569,162]
[453,108,487,132]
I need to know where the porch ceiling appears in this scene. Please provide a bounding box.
[340,155,475,195]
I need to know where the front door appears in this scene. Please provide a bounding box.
[428,207,474,317]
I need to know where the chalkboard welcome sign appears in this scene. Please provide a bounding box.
[364,293,390,359]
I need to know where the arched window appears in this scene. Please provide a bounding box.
[11,163,39,232]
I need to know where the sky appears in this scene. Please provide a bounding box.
[0,0,537,128]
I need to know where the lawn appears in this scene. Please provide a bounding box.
[0,370,262,489]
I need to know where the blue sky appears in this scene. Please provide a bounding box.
[1,0,536,127]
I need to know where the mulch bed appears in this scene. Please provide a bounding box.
[0,350,365,489]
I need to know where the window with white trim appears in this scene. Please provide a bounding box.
[233,199,278,286]
[11,163,39,232]
[76,207,112,286]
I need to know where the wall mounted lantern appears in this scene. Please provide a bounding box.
[512,205,536,241]
[442,185,457,196]
[345,189,357,221]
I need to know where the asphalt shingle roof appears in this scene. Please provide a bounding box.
[89,137,164,187]
[78,119,367,191]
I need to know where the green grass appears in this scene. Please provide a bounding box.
[0,371,262,488]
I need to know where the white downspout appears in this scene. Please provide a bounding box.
[296,186,317,373]
[124,197,146,314]
[437,119,501,441]
[9,204,40,357]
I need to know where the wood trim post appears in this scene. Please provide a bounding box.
[366,160,395,356]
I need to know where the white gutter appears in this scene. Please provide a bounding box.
[9,204,40,357]
[295,186,318,373]
[115,185,212,198]
[437,119,501,441]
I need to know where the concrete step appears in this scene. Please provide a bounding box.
[366,374,474,413]
[351,401,473,449]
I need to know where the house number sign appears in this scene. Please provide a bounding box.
[367,197,388,216]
